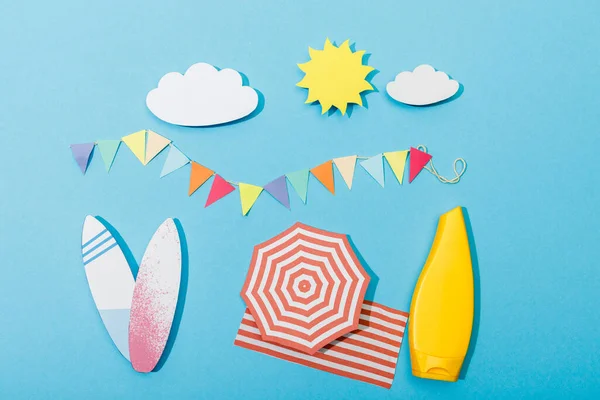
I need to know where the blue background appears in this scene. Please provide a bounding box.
[1,0,599,398]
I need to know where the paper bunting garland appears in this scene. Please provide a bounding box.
[189,162,214,196]
[144,130,171,165]
[239,183,263,215]
[70,130,466,212]
[409,146,433,183]
[384,150,408,184]
[310,160,335,195]
[333,155,357,189]
[96,140,121,172]
[286,170,309,204]
[70,143,95,174]
[160,145,190,178]
[122,130,146,164]
[264,176,290,209]
[205,175,235,207]
[359,154,385,187]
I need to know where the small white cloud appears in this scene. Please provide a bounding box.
[386,64,459,106]
[146,62,259,126]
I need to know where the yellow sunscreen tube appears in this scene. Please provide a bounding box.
[409,207,474,382]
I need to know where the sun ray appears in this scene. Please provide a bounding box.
[296,39,374,116]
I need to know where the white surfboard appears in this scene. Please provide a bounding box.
[128,218,182,373]
[81,216,135,361]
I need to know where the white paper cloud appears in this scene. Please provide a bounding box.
[386,64,459,106]
[146,62,259,126]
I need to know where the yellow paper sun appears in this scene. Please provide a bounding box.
[297,39,374,115]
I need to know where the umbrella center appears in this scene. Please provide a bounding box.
[299,280,311,293]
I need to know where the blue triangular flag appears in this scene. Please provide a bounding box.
[360,154,385,187]
[286,170,309,204]
[160,145,190,178]
[70,143,95,174]
[96,140,121,172]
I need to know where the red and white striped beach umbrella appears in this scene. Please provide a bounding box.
[241,222,371,354]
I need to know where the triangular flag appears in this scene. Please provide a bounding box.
[70,143,95,174]
[286,170,309,204]
[384,150,408,184]
[264,176,290,209]
[144,130,171,165]
[333,155,357,189]
[160,145,190,178]
[188,161,214,196]
[122,130,146,164]
[359,154,385,188]
[96,140,121,172]
[239,183,263,215]
[409,147,432,183]
[310,160,335,195]
[205,175,235,207]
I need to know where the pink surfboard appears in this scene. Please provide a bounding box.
[128,218,182,372]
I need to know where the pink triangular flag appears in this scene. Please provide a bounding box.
[205,175,235,207]
[409,147,432,183]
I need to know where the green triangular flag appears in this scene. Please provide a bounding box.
[286,170,309,204]
[96,140,121,172]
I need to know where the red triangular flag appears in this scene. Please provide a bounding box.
[409,147,432,183]
[205,174,235,207]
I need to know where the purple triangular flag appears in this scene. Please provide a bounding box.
[264,175,290,209]
[70,143,95,174]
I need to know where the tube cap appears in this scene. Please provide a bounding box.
[410,348,464,382]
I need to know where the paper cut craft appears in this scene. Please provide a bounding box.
[188,162,214,196]
[333,156,357,190]
[310,160,335,195]
[81,216,135,360]
[240,222,370,354]
[160,145,190,178]
[70,129,468,212]
[144,130,171,165]
[409,207,473,382]
[286,170,309,204]
[264,176,290,209]
[409,147,433,183]
[70,143,95,174]
[205,174,235,207]
[146,62,259,126]
[239,183,263,215]
[297,39,374,115]
[96,140,121,172]
[384,151,408,184]
[81,217,184,372]
[360,154,385,188]
[235,301,408,389]
[129,218,182,373]
[386,65,459,106]
[122,130,146,164]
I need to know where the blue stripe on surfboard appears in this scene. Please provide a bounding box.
[83,242,118,265]
[82,235,113,258]
[82,228,108,249]
[98,308,131,361]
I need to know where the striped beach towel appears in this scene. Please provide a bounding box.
[234,300,408,389]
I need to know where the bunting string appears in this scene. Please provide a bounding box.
[70,130,468,215]
[416,145,467,184]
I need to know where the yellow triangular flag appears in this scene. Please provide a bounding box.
[144,130,171,165]
[333,155,357,190]
[122,130,146,164]
[239,183,263,216]
[384,150,409,184]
